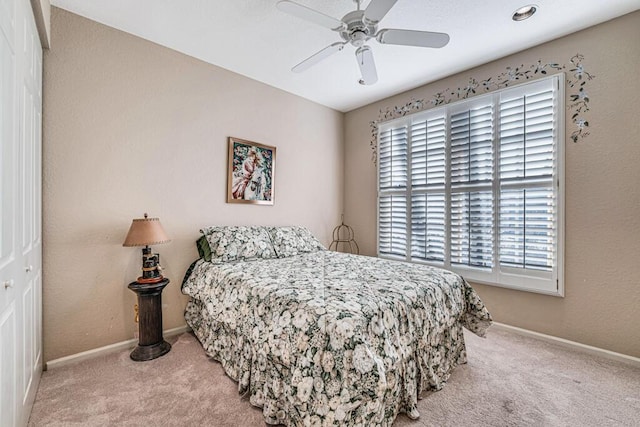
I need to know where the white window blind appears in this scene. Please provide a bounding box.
[450,103,494,269]
[498,84,556,272]
[377,75,564,295]
[378,126,407,257]
[410,116,446,262]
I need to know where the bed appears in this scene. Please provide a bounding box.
[182,226,492,426]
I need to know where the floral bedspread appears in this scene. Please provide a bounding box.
[182,251,491,426]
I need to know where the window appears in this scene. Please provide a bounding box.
[378,75,564,295]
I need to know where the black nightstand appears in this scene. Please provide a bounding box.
[128,278,171,361]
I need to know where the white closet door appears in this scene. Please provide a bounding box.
[0,0,42,425]
[0,0,19,424]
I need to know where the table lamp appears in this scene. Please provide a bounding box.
[123,213,170,283]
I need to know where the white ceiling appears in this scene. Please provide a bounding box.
[51,0,640,112]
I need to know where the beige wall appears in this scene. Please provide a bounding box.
[345,11,640,357]
[43,8,344,361]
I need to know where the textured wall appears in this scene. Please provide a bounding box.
[344,11,640,357]
[43,8,344,361]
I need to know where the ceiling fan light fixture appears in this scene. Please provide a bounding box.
[512,5,537,21]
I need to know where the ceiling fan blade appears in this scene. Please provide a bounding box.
[355,45,378,85]
[292,42,345,73]
[376,29,450,48]
[364,0,398,24]
[277,1,346,31]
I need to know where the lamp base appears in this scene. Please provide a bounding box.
[130,340,171,361]
[136,275,164,284]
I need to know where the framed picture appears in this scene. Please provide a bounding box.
[227,137,276,205]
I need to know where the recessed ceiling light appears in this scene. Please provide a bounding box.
[512,5,537,21]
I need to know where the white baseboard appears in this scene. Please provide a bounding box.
[45,322,640,370]
[45,325,191,370]
[491,322,640,367]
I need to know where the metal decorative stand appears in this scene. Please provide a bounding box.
[329,215,359,254]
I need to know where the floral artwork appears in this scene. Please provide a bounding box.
[227,137,275,205]
[370,54,595,165]
[182,250,492,426]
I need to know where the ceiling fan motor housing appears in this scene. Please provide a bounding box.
[340,10,377,47]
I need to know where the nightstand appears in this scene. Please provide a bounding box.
[128,278,171,361]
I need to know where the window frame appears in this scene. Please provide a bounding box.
[376,74,565,296]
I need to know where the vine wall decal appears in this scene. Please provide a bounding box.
[370,54,594,165]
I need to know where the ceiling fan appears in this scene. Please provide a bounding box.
[276,0,450,85]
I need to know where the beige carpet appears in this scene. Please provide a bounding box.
[29,328,640,426]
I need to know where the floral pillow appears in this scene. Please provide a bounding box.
[267,226,326,258]
[200,226,277,263]
[293,226,326,252]
[267,227,307,258]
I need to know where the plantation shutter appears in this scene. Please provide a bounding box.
[378,126,407,257]
[376,74,563,294]
[410,115,446,262]
[378,194,407,257]
[449,104,494,269]
[498,78,557,271]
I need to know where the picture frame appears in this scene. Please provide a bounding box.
[227,137,276,205]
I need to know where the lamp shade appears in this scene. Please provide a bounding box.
[122,214,170,247]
